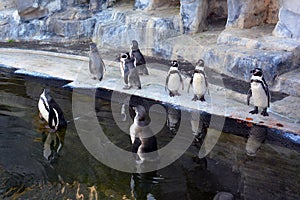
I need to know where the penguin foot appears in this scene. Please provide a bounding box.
[169,92,175,97]
[192,95,197,101]
[200,96,206,102]
[261,109,269,116]
[175,91,181,96]
[249,107,259,115]
[123,85,132,90]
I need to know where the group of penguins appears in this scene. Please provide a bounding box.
[38,40,271,164]
[89,39,271,116]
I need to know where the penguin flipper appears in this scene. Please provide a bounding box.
[89,59,93,74]
[247,89,252,106]
[179,74,184,90]
[48,107,57,129]
[132,137,142,153]
[165,74,170,92]
[124,72,129,85]
[188,76,193,93]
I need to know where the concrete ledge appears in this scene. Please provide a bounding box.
[0,48,299,139]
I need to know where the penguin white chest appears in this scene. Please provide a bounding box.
[38,98,49,122]
[168,73,181,91]
[251,82,268,108]
[193,73,206,95]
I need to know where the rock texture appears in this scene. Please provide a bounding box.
[180,0,208,34]
[227,0,279,29]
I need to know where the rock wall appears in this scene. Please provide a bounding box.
[226,0,279,29]
[273,0,300,39]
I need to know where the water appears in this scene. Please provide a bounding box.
[0,68,299,200]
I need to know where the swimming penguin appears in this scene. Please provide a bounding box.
[121,52,142,90]
[89,43,105,81]
[247,68,271,116]
[130,105,159,164]
[165,60,184,97]
[187,59,208,101]
[38,89,67,131]
[130,40,149,75]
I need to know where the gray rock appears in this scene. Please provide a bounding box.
[16,0,49,22]
[226,0,279,29]
[217,25,300,52]
[271,96,300,122]
[46,7,95,39]
[272,68,300,97]
[93,9,181,50]
[0,0,16,11]
[48,17,96,39]
[273,8,300,39]
[134,0,150,10]
[180,0,208,34]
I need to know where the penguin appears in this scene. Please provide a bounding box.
[187,59,208,101]
[167,106,180,133]
[130,40,149,75]
[121,52,142,90]
[89,43,105,81]
[165,60,184,97]
[38,89,67,131]
[119,53,127,77]
[247,68,271,116]
[130,105,159,164]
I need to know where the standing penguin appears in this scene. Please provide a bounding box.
[89,43,105,81]
[130,105,159,164]
[121,52,142,90]
[165,60,184,97]
[130,40,149,75]
[247,68,271,116]
[38,89,67,131]
[187,59,208,101]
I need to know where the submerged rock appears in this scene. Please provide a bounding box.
[213,191,234,200]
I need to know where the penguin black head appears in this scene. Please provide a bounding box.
[170,60,179,68]
[90,43,98,52]
[196,59,204,67]
[121,52,129,60]
[131,40,139,50]
[133,105,147,121]
[43,88,52,101]
[250,68,263,77]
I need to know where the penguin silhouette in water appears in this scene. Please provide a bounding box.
[165,60,184,97]
[130,40,149,75]
[188,59,209,101]
[89,43,105,81]
[247,68,270,116]
[121,52,142,90]
[38,89,67,132]
[130,105,159,164]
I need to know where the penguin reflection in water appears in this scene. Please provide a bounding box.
[89,43,106,81]
[188,59,209,101]
[38,88,67,132]
[165,60,184,97]
[247,68,270,116]
[130,40,149,75]
[130,105,159,164]
[120,52,142,90]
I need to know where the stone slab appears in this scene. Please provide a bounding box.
[272,68,300,97]
[0,48,299,136]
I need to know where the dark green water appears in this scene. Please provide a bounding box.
[0,68,299,200]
